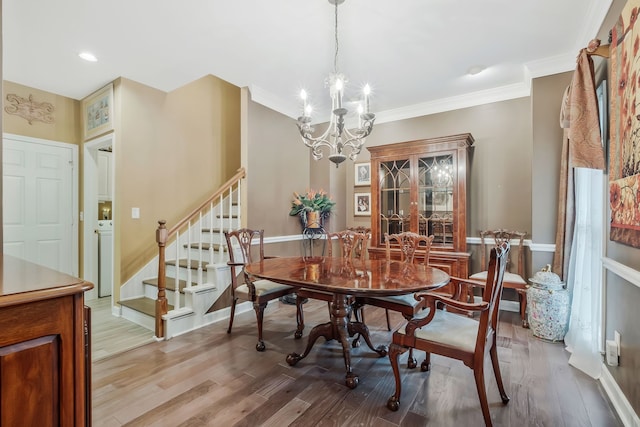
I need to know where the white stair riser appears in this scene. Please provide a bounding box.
[121,306,155,331]
[165,264,205,282]
[143,283,182,304]
[119,187,240,337]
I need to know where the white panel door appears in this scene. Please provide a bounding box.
[3,137,74,275]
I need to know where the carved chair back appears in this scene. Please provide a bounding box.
[327,229,369,261]
[384,232,435,265]
[478,229,525,277]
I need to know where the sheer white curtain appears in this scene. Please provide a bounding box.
[564,167,604,379]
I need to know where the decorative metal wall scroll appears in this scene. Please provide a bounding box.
[4,93,55,125]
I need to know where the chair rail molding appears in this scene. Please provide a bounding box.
[271,235,556,252]
[466,237,554,253]
[602,257,640,290]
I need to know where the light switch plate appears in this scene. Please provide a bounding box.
[132,207,140,219]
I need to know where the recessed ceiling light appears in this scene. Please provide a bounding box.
[79,52,98,62]
[467,65,486,76]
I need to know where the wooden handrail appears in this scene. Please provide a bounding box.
[167,168,246,236]
[154,167,246,338]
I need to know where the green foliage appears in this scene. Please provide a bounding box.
[289,189,335,218]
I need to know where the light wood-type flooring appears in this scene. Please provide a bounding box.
[92,299,622,426]
[87,297,156,362]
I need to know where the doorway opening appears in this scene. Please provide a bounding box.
[83,134,115,305]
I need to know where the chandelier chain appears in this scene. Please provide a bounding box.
[295,0,376,167]
[334,1,339,74]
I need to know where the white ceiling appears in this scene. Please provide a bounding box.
[3,0,612,123]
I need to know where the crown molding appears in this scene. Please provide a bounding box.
[375,82,531,125]
[250,0,613,125]
[573,0,614,52]
[525,53,577,80]
[248,84,300,120]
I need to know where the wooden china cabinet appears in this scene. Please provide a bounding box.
[367,134,474,280]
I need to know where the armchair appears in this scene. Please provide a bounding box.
[386,242,510,427]
[225,228,296,351]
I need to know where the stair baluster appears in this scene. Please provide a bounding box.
[174,230,182,311]
[197,211,203,286]
[151,168,245,338]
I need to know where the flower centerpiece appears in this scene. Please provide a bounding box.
[289,189,335,228]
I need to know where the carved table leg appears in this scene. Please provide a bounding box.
[287,292,387,389]
[286,322,333,366]
[348,321,388,357]
[328,294,360,388]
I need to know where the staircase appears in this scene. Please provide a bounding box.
[119,169,245,339]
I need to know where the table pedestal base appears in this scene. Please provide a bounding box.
[286,293,387,389]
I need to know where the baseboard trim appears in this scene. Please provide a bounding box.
[600,363,640,427]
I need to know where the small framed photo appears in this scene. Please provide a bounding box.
[354,192,371,216]
[82,83,114,141]
[354,162,371,186]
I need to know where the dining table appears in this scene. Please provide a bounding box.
[244,256,450,389]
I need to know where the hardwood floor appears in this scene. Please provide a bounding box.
[87,297,156,362]
[92,300,622,426]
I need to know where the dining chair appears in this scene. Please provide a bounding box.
[386,242,510,427]
[354,231,434,368]
[294,229,368,339]
[224,228,296,351]
[469,229,528,327]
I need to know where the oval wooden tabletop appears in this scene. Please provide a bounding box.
[245,256,450,296]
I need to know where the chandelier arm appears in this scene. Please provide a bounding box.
[295,0,375,166]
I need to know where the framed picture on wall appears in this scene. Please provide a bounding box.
[82,83,114,141]
[354,192,371,216]
[354,162,371,186]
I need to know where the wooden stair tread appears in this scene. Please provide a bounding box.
[183,242,227,251]
[120,297,173,317]
[166,259,204,270]
[201,228,225,233]
[143,277,194,292]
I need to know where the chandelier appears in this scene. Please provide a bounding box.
[296,0,376,167]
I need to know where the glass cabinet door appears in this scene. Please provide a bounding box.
[378,158,411,245]
[418,154,454,246]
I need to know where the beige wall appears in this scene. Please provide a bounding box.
[2,81,81,144]
[116,75,241,290]
[1,4,3,243]
[243,90,311,255]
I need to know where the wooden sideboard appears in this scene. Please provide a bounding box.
[0,255,93,426]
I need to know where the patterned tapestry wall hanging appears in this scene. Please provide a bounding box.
[609,0,640,248]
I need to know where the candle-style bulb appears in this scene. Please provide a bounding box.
[363,84,371,113]
[300,89,308,117]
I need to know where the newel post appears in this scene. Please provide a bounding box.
[155,220,169,338]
